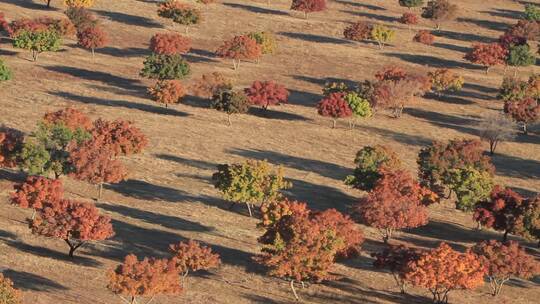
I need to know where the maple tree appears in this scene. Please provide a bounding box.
[400,12,419,26]
[108,254,181,304]
[65,6,99,31]
[404,242,485,304]
[11,176,64,212]
[212,160,291,216]
[421,0,458,30]
[244,80,289,110]
[168,240,221,277]
[505,20,540,42]
[428,69,464,96]
[372,244,423,294]
[343,21,373,42]
[373,78,425,117]
[316,92,353,128]
[215,35,262,70]
[34,17,76,38]
[504,97,539,134]
[312,208,364,259]
[148,80,186,107]
[149,33,191,55]
[352,169,429,243]
[290,0,327,19]
[464,43,508,73]
[446,166,494,211]
[524,4,540,21]
[472,240,540,296]
[43,107,93,131]
[259,198,309,229]
[371,24,395,49]
[140,54,191,80]
[29,199,114,257]
[190,72,232,98]
[0,273,22,304]
[12,27,61,61]
[412,30,435,48]
[344,145,402,191]
[247,31,276,55]
[157,1,201,33]
[506,44,536,68]
[0,128,24,168]
[375,66,408,82]
[77,25,108,58]
[344,92,372,128]
[210,88,251,126]
[91,119,148,157]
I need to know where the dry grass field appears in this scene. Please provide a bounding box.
[0,0,539,303]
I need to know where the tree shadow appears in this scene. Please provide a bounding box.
[241,294,289,304]
[182,95,212,109]
[491,153,540,179]
[292,74,356,87]
[456,17,510,32]
[385,52,483,70]
[44,65,146,92]
[104,179,192,203]
[1,270,67,292]
[432,29,496,43]
[94,46,150,58]
[482,8,523,20]
[334,0,385,11]
[288,89,321,107]
[279,32,352,45]
[344,11,400,23]
[405,108,479,136]
[96,203,215,232]
[247,107,312,121]
[286,178,356,212]
[0,168,26,183]
[227,148,350,181]
[222,2,289,16]
[360,124,433,147]
[155,153,217,170]
[0,0,58,10]
[183,53,219,64]
[424,92,474,105]
[432,42,470,53]
[94,9,163,28]
[49,91,190,117]
[0,49,17,56]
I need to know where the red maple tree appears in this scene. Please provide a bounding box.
[91,119,148,157]
[352,169,429,243]
[244,80,289,110]
[108,254,182,304]
[29,199,114,257]
[259,198,309,229]
[169,240,221,277]
[375,66,409,82]
[0,128,24,168]
[504,97,539,134]
[291,0,327,18]
[400,12,419,25]
[150,33,192,55]
[43,107,93,131]
[11,176,64,211]
[77,25,108,58]
[413,30,435,45]
[464,43,508,73]
[148,80,186,107]
[316,92,353,128]
[312,208,364,259]
[343,21,373,42]
[372,244,424,294]
[215,35,262,70]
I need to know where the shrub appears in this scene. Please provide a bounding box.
[524,4,540,22]
[290,0,327,18]
[107,254,181,303]
[0,273,22,304]
[140,54,190,80]
[0,128,24,168]
[215,35,262,69]
[150,33,191,55]
[421,0,458,29]
[372,244,423,294]
[506,44,536,67]
[148,80,186,107]
[343,21,373,42]
[371,24,395,49]
[417,139,494,198]
[317,92,353,128]
[212,160,291,216]
[190,72,232,98]
[91,119,148,157]
[344,145,401,191]
[169,240,221,277]
[428,69,464,95]
[446,166,494,211]
[375,66,408,82]
[30,199,114,257]
[65,6,99,31]
[404,243,485,304]
[0,59,12,81]
[12,28,61,61]
[247,31,276,55]
[400,12,419,25]
[464,43,508,73]
[399,0,424,9]
[504,98,539,134]
[64,0,95,7]
[210,88,251,125]
[244,80,289,110]
[77,25,108,57]
[11,176,64,210]
[472,240,540,296]
[352,169,429,243]
[478,113,516,155]
[157,1,201,33]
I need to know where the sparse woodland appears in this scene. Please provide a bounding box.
[0,0,539,304]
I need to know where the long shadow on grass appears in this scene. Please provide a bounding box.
[432,42,470,53]
[288,89,321,107]
[279,32,352,45]
[1,0,58,10]
[360,124,433,147]
[286,178,356,212]
[49,91,189,117]
[492,153,540,179]
[457,17,510,32]
[432,29,496,43]
[248,107,311,121]
[94,10,163,28]
[2,270,67,292]
[222,2,289,16]
[483,8,523,20]
[228,148,350,181]
[334,0,385,11]
[0,168,26,183]
[344,11,400,23]
[156,153,217,170]
[94,46,149,58]
[385,53,483,70]
[44,66,146,92]
[405,108,480,136]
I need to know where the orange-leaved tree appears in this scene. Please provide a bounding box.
[316,92,353,128]
[108,254,181,304]
[0,273,23,304]
[77,25,108,58]
[148,80,186,107]
[150,33,191,55]
[11,176,64,217]
[372,244,424,294]
[169,240,221,278]
[29,199,114,257]
[215,35,262,70]
[0,128,24,168]
[91,119,148,157]
[291,0,327,19]
[464,43,508,74]
[404,242,485,304]
[244,80,289,111]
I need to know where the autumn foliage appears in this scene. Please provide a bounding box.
[352,169,429,243]
[77,25,108,57]
[0,128,24,168]
[259,198,309,229]
[291,0,327,18]
[108,254,182,303]
[375,66,408,82]
[400,12,419,25]
[504,97,539,134]
[190,72,231,98]
[148,80,186,107]
[150,33,192,55]
[344,145,402,191]
[472,240,540,296]
[91,119,148,157]
[465,43,508,72]
[372,244,423,294]
[422,0,458,29]
[215,35,262,69]
[413,30,435,44]
[29,199,114,257]
[0,273,22,304]
[316,92,353,128]
[343,21,373,41]
[244,80,289,110]
[43,107,93,131]
[169,240,221,276]
[404,243,485,304]
[11,176,64,210]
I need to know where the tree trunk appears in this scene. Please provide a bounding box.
[245,202,253,217]
[523,123,528,135]
[227,114,232,126]
[66,239,85,258]
[91,48,95,59]
[47,0,51,8]
[332,119,336,129]
[32,50,38,62]
[131,296,136,304]
[98,183,103,200]
[502,230,508,242]
[290,280,299,301]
